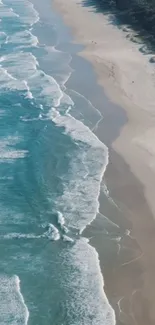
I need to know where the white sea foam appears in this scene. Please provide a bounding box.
[57,211,70,234]
[0,53,39,97]
[23,80,33,99]
[57,211,65,226]
[68,88,103,131]
[45,46,73,82]
[0,2,114,323]
[28,70,63,107]
[0,136,28,162]
[60,92,74,106]
[20,115,41,122]
[62,235,74,243]
[15,276,29,324]
[45,46,74,105]
[4,0,39,25]
[49,107,107,149]
[0,51,64,106]
[0,149,27,160]
[0,68,34,98]
[0,3,19,17]
[0,275,29,325]
[46,46,72,67]
[43,223,60,241]
[101,183,118,207]
[46,81,115,325]
[1,232,39,239]
[0,223,61,241]
[48,107,108,231]
[62,238,116,325]
[1,52,39,79]
[8,30,38,47]
[62,225,69,234]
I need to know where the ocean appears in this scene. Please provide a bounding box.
[0,0,115,324]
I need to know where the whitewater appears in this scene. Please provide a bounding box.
[0,0,115,324]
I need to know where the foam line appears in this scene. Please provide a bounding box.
[0,275,29,325]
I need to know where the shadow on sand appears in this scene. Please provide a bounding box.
[81,0,155,55]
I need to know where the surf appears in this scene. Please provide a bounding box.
[0,275,29,325]
[0,0,115,324]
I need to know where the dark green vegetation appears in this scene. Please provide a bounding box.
[82,0,155,52]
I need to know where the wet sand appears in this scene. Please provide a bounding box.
[52,0,155,324]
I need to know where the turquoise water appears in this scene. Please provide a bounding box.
[0,0,115,324]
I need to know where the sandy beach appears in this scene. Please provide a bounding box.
[52,0,155,324]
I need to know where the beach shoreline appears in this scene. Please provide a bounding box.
[52,0,155,324]
[53,0,155,216]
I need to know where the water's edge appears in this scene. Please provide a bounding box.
[51,2,155,325]
[0,0,119,323]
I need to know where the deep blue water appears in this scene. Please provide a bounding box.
[0,0,115,324]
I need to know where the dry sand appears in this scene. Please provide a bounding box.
[53,0,155,215]
[52,0,155,324]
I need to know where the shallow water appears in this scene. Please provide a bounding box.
[0,0,115,324]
